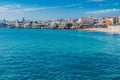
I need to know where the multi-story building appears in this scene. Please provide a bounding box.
[97,18,103,25]
[118,16,120,25]
[103,17,113,26]
[113,16,119,26]
[79,16,95,25]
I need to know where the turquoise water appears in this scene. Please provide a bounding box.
[0,28,120,80]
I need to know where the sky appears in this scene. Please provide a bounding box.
[0,0,120,20]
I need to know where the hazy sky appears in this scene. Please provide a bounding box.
[0,0,120,20]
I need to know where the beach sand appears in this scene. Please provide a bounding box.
[82,26,120,34]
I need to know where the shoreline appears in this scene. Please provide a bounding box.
[81,27,120,34]
[1,26,120,34]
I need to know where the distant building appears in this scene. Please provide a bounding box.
[22,17,25,23]
[80,16,95,25]
[118,16,120,25]
[97,18,103,25]
[15,20,19,27]
[113,16,119,26]
[78,18,82,23]
[0,19,7,28]
[103,17,114,26]
[7,21,15,28]
[2,18,7,24]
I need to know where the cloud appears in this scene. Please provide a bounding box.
[0,3,81,14]
[86,8,120,14]
[62,4,81,7]
[22,8,46,11]
[4,4,21,8]
[88,0,104,2]
[0,4,22,13]
[0,7,8,12]
[22,3,81,11]
[79,6,84,8]
[112,3,119,6]
[48,4,81,9]
[99,3,119,7]
[10,10,22,14]
[99,4,103,6]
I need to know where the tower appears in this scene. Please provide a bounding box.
[22,17,25,23]
[16,19,19,27]
[3,18,6,24]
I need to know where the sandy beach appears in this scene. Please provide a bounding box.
[82,26,120,34]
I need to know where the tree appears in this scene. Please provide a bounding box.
[35,21,38,24]
[66,23,73,29]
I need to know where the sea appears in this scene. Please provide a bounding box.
[0,28,120,80]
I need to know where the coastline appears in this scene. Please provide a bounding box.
[1,26,120,34]
[82,26,120,34]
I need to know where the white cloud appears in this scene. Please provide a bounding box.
[4,4,21,8]
[63,4,81,7]
[79,6,83,8]
[112,3,119,6]
[10,10,22,14]
[21,4,81,12]
[88,0,104,2]
[0,4,22,13]
[86,8,120,14]
[99,3,119,7]
[99,4,103,6]
[46,4,81,9]
[0,7,8,12]
[22,8,46,11]
[0,3,81,13]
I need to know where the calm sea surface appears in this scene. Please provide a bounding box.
[0,28,120,80]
